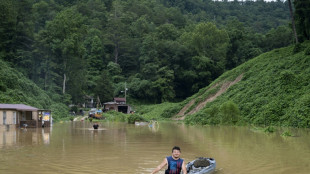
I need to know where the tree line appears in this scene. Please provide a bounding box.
[0,0,307,105]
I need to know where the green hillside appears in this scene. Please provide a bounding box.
[0,0,294,104]
[140,42,310,128]
[0,59,68,120]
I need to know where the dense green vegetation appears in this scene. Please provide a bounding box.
[1,0,309,127]
[134,102,181,120]
[0,59,51,108]
[0,0,294,105]
[147,42,310,128]
[0,59,69,121]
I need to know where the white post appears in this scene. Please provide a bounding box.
[125,82,127,104]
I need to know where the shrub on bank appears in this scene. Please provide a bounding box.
[183,42,310,128]
[127,114,146,124]
[51,103,70,122]
[104,111,127,122]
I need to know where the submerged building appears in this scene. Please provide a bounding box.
[0,104,51,129]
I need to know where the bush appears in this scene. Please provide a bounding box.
[161,104,183,118]
[70,105,78,113]
[264,126,276,133]
[293,43,305,53]
[304,46,310,55]
[220,101,240,124]
[69,116,74,121]
[105,111,127,122]
[281,131,292,137]
[204,106,221,125]
[127,114,146,124]
[50,103,70,122]
[279,70,296,86]
[288,94,310,128]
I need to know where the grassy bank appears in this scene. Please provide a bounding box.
[138,42,310,128]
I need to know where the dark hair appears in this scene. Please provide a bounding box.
[172,146,181,152]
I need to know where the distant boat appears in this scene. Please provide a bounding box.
[186,157,216,174]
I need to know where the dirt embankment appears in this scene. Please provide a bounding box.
[173,74,243,120]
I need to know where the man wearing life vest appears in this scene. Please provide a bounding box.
[151,146,187,174]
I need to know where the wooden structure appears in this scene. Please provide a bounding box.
[0,104,51,128]
[103,98,132,114]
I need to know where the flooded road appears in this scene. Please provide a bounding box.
[1,121,310,174]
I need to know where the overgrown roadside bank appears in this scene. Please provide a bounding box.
[136,42,310,128]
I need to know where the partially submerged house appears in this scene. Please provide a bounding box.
[103,98,132,114]
[0,104,51,128]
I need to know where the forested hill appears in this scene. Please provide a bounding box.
[0,59,69,121]
[180,42,310,128]
[160,0,290,33]
[0,59,52,108]
[0,0,300,106]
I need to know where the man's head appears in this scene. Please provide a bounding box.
[171,146,181,159]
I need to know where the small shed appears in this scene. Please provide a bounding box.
[0,104,39,128]
[103,98,131,114]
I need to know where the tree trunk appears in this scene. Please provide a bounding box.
[114,38,119,64]
[44,55,49,91]
[63,73,66,94]
[114,6,119,64]
[288,0,299,43]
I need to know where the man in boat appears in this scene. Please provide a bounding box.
[151,146,187,174]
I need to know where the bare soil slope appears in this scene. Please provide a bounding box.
[174,74,243,120]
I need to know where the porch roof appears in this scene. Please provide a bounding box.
[0,104,39,111]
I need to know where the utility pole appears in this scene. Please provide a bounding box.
[121,82,128,104]
[125,82,127,104]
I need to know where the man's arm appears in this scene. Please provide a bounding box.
[151,158,167,174]
[182,160,187,174]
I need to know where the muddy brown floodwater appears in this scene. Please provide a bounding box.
[1,121,310,174]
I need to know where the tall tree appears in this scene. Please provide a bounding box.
[0,0,17,61]
[106,0,126,64]
[152,66,175,102]
[42,7,87,103]
[294,0,310,41]
[181,22,229,91]
[288,0,299,43]
[94,70,114,103]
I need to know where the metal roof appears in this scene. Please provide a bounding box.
[0,104,39,111]
[114,97,126,102]
[103,102,118,105]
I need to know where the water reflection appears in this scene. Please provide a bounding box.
[0,122,310,174]
[0,127,51,148]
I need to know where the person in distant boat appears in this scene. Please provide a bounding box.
[93,122,99,129]
[151,146,187,174]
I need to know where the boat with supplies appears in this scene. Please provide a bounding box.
[185,157,216,174]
